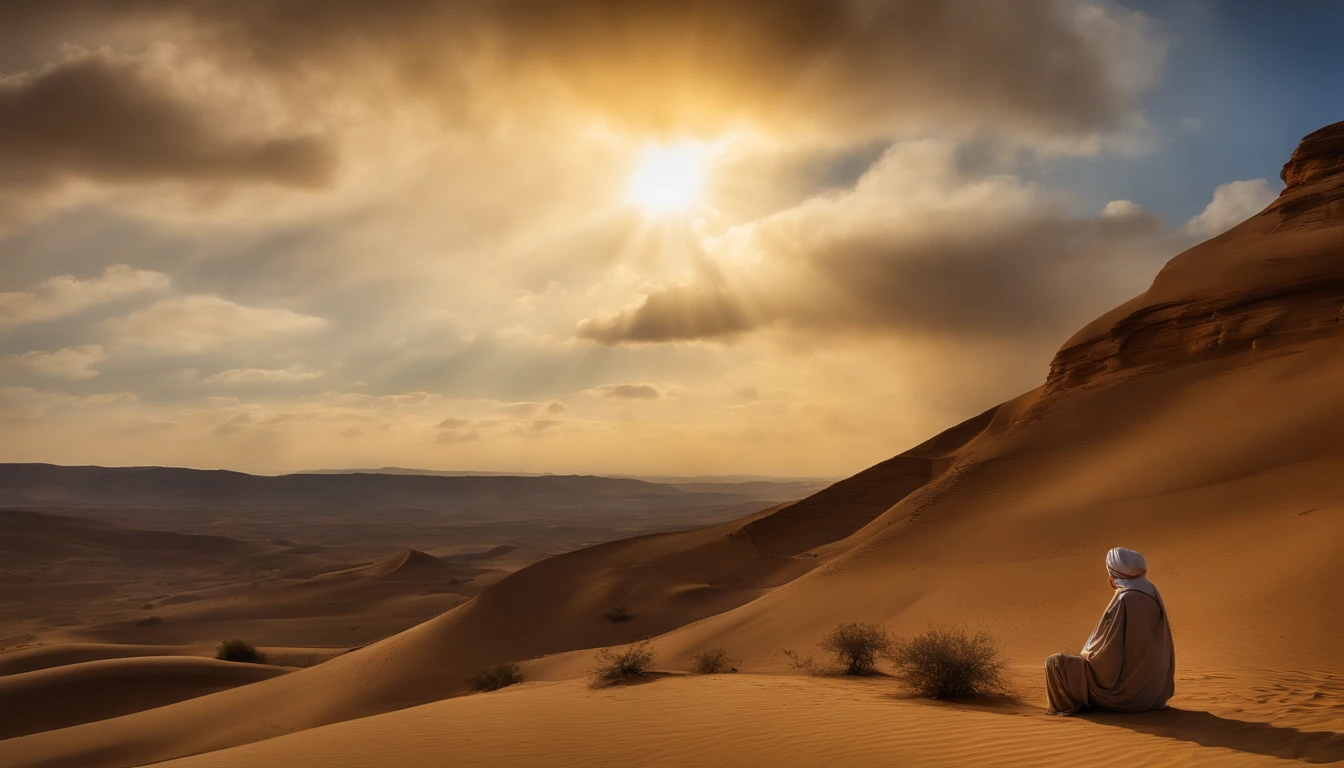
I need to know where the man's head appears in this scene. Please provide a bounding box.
[1105,547,1147,588]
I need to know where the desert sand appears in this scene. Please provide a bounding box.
[0,472,813,651]
[0,656,289,740]
[155,676,1344,768]
[4,125,1344,766]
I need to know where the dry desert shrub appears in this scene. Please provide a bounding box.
[890,624,1006,700]
[268,651,322,668]
[465,662,526,692]
[590,641,655,686]
[691,647,737,674]
[781,647,819,675]
[820,622,894,676]
[215,638,267,664]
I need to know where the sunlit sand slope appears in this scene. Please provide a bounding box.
[156,676,1343,768]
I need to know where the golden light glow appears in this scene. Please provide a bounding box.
[626,142,711,217]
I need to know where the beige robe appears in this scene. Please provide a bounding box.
[1045,588,1175,715]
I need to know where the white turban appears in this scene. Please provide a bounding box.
[1106,547,1147,580]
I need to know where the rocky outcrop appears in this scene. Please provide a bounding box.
[1281,120,1344,194]
[1046,121,1344,393]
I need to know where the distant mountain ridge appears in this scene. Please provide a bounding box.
[0,463,826,515]
[300,466,833,485]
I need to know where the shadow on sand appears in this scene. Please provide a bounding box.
[588,670,681,690]
[1081,708,1344,764]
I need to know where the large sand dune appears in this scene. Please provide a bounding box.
[5,123,1344,767]
[155,676,1344,768]
[0,656,288,740]
[0,644,201,677]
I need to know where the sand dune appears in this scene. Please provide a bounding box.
[0,656,288,741]
[740,405,994,557]
[0,644,201,676]
[328,548,480,582]
[68,549,485,649]
[6,125,1344,768]
[155,676,1343,768]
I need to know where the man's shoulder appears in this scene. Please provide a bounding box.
[1117,588,1162,610]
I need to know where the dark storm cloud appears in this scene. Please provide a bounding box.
[0,53,335,193]
[1,1,1160,142]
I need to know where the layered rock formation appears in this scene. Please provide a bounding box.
[1048,120,1344,392]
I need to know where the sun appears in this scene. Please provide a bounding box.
[626,141,711,218]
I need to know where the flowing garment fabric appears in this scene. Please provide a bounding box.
[1046,586,1176,715]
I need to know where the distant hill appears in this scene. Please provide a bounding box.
[0,464,825,555]
[298,467,555,478]
[300,466,835,486]
[0,464,708,511]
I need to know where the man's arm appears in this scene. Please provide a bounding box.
[1082,595,1129,689]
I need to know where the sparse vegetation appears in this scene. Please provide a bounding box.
[590,641,655,686]
[781,648,819,674]
[691,647,737,674]
[889,624,1006,701]
[603,606,633,622]
[268,651,322,668]
[216,638,267,664]
[820,622,894,676]
[465,662,526,692]
[135,615,163,627]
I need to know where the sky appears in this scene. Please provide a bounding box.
[0,1,1339,478]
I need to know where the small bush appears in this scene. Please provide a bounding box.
[691,647,737,674]
[465,662,526,692]
[268,651,322,668]
[590,641,655,686]
[602,606,633,623]
[135,616,163,627]
[889,624,1006,701]
[216,639,267,664]
[820,622,894,676]
[781,648,819,675]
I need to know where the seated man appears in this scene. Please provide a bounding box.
[1045,547,1175,715]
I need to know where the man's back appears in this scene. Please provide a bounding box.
[1086,589,1175,712]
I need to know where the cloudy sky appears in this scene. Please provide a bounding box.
[1,1,1341,477]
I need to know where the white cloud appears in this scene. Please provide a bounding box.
[109,295,326,352]
[203,365,324,385]
[1100,199,1146,219]
[1183,179,1278,238]
[0,265,169,330]
[10,345,108,379]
